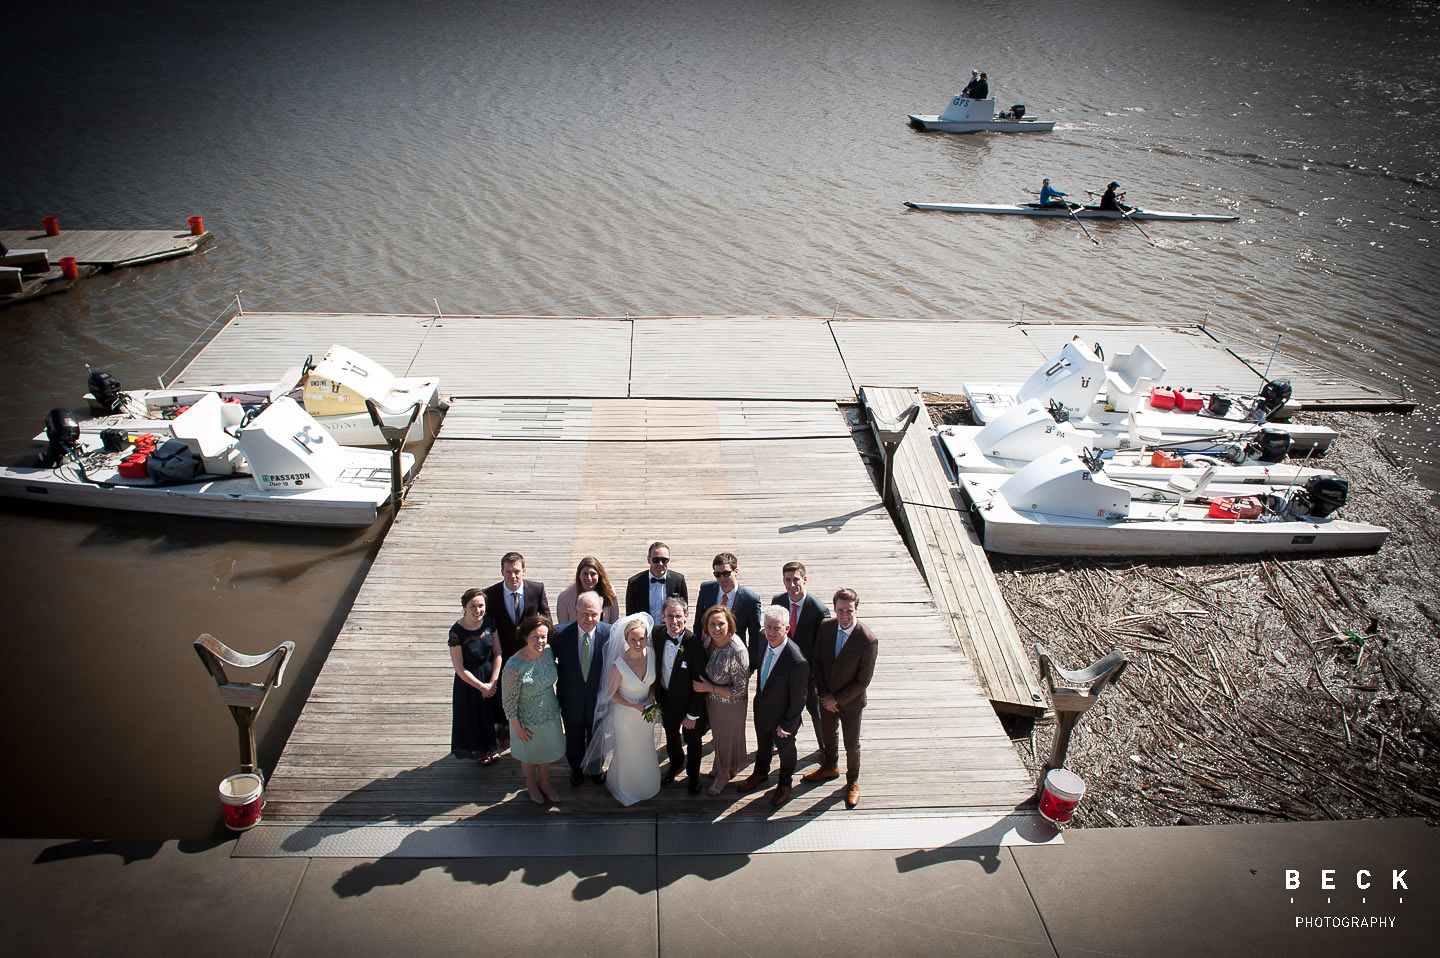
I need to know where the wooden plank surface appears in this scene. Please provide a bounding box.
[862,386,1045,716]
[172,312,1402,408]
[0,228,206,267]
[261,399,1036,825]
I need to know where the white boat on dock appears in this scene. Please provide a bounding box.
[907,97,1055,133]
[68,345,443,448]
[940,399,1337,495]
[964,338,1337,454]
[958,446,1387,558]
[903,201,1238,222]
[1,393,414,528]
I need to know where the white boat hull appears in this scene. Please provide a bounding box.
[904,201,1238,222]
[907,115,1055,133]
[957,449,1386,558]
[7,396,415,528]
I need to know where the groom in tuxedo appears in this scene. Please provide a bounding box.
[736,605,810,808]
[652,597,709,794]
[553,592,610,786]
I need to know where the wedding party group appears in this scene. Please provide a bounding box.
[447,543,879,810]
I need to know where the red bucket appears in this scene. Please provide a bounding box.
[218,771,264,831]
[42,216,59,236]
[1038,768,1086,824]
[59,257,79,280]
[188,215,204,235]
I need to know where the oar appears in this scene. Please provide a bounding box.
[1119,205,1158,247]
[1062,200,1099,245]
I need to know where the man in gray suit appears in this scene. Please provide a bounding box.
[692,551,763,663]
[735,606,810,807]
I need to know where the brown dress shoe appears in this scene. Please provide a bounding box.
[735,772,768,795]
[802,766,840,783]
[845,782,860,808]
[770,783,792,807]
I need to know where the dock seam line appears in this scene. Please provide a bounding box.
[268,854,312,958]
[1006,846,1062,958]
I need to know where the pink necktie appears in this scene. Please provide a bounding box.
[790,603,799,635]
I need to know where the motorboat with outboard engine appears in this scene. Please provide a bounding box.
[957,446,1387,558]
[907,97,1055,133]
[940,398,1338,494]
[0,392,415,527]
[64,345,443,448]
[963,338,1336,454]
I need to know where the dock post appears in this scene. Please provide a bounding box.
[870,400,920,508]
[193,633,296,775]
[1034,643,1128,799]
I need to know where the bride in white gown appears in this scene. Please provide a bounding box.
[582,612,662,806]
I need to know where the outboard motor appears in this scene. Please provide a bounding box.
[39,407,80,468]
[1253,379,1293,420]
[1249,428,1291,463]
[87,366,126,415]
[1303,475,1349,518]
[1010,103,1026,119]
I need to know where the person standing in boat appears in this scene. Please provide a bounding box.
[971,72,989,99]
[962,70,980,98]
[1038,178,1068,207]
[1099,181,1129,211]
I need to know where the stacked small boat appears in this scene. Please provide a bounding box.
[941,340,1387,558]
[0,346,442,528]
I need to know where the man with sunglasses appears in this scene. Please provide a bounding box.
[625,541,688,621]
[693,552,764,664]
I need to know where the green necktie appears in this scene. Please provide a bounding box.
[581,631,591,681]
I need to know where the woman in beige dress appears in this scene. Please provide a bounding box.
[692,605,750,796]
[554,556,620,624]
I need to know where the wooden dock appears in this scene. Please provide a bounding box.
[0,226,209,308]
[150,310,1403,854]
[862,386,1045,717]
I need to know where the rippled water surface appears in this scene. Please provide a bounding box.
[1,0,1436,836]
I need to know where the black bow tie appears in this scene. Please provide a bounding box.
[651,577,666,584]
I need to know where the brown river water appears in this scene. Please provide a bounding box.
[0,0,1436,837]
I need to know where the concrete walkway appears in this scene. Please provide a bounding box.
[4,818,1435,957]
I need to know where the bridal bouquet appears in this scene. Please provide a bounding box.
[641,702,661,723]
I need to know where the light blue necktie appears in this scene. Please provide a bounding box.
[761,647,774,690]
[835,629,848,658]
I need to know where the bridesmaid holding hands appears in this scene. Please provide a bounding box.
[449,588,502,765]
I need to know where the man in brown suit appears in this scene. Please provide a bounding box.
[803,587,878,809]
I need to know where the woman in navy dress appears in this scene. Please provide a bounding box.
[449,587,502,764]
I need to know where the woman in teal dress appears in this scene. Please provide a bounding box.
[501,614,565,805]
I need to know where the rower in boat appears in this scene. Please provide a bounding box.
[1098,182,1131,212]
[1038,178,1068,207]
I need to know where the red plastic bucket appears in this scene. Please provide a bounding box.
[218,771,264,831]
[59,257,78,280]
[1038,768,1085,824]
[188,216,204,235]
[42,216,59,236]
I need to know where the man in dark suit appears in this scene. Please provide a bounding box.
[483,551,551,746]
[736,606,811,807]
[772,560,829,745]
[803,587,878,809]
[692,552,763,665]
[551,591,610,787]
[652,596,709,794]
[625,540,688,620]
[483,551,552,661]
